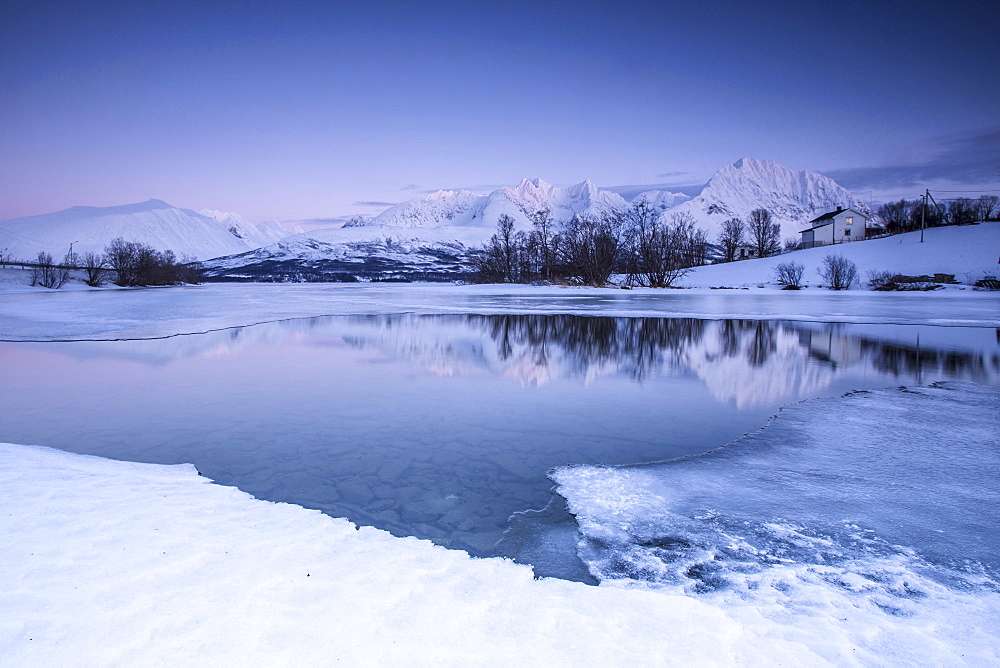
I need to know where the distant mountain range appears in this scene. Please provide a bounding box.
[2,158,871,281]
[0,200,287,262]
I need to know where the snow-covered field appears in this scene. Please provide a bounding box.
[680,221,999,288]
[2,271,998,664]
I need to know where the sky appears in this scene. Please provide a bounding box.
[1,0,998,227]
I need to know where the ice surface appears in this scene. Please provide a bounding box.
[2,315,996,578]
[2,280,998,344]
[553,382,1000,660]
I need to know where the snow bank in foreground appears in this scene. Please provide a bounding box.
[553,382,1000,665]
[2,445,815,665]
[3,385,998,663]
[680,221,1000,288]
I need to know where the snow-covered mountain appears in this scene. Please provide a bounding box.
[205,159,868,281]
[338,160,865,241]
[359,178,632,231]
[0,200,284,262]
[199,209,289,247]
[664,157,872,240]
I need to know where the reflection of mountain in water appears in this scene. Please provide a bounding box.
[19,315,999,407]
[344,315,999,407]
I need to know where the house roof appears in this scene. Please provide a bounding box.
[801,207,867,233]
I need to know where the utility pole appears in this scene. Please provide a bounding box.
[920,190,927,243]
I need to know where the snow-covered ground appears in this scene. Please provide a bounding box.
[3,382,996,664]
[680,221,999,288]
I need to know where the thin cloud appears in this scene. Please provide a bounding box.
[400,184,419,191]
[354,200,397,208]
[418,183,509,194]
[605,182,705,201]
[827,128,1000,191]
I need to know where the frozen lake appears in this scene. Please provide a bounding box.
[2,313,998,580]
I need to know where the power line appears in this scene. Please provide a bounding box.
[0,225,66,247]
[930,189,1000,193]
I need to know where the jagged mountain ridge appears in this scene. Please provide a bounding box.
[352,178,633,231]
[667,158,872,239]
[0,199,292,262]
[340,158,868,240]
[205,157,870,281]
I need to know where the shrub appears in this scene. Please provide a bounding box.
[773,261,805,289]
[867,270,896,291]
[818,254,857,290]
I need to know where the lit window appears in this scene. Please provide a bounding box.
[846,217,854,225]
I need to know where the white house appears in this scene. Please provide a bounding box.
[799,207,869,248]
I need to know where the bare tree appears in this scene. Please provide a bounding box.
[773,260,804,289]
[558,213,627,287]
[529,208,556,281]
[475,215,530,283]
[976,195,999,221]
[104,237,198,286]
[82,251,107,286]
[876,199,914,233]
[29,251,70,289]
[947,197,978,225]
[717,217,744,262]
[818,254,857,290]
[747,208,780,258]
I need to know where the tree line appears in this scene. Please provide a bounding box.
[29,237,202,289]
[473,204,781,286]
[876,194,998,233]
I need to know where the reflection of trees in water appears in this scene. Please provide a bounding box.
[788,323,999,382]
[859,340,999,381]
[710,320,779,367]
[467,315,707,381]
[470,316,998,385]
[347,314,998,386]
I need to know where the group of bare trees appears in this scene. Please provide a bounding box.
[473,203,711,287]
[29,252,72,288]
[876,195,998,234]
[28,238,202,289]
[715,208,781,262]
[103,238,201,286]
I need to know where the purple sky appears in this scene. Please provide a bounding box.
[2,0,997,226]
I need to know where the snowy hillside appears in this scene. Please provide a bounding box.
[201,226,481,282]
[679,221,999,288]
[199,209,288,246]
[0,200,281,262]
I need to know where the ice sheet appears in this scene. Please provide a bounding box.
[2,280,999,344]
[553,382,1000,661]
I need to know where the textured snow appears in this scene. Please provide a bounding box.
[1,442,804,665]
[552,382,1000,664]
[199,208,288,245]
[0,200,273,262]
[666,157,872,239]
